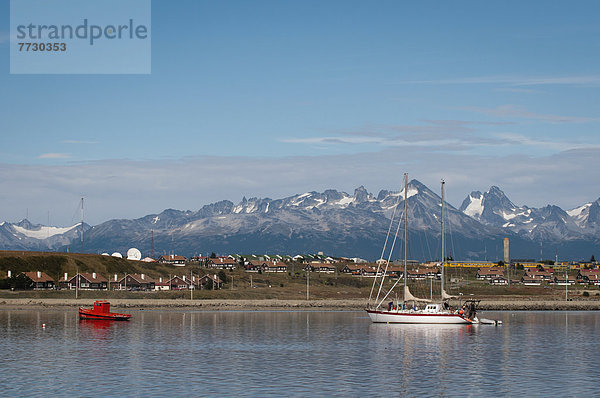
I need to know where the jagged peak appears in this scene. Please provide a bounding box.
[16,219,34,228]
[353,186,369,202]
[487,186,504,195]
[377,189,394,200]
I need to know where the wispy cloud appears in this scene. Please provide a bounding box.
[495,87,542,94]
[2,148,600,225]
[284,118,550,150]
[60,140,99,145]
[401,75,600,87]
[460,104,599,124]
[39,153,70,159]
[281,115,599,158]
[493,133,597,151]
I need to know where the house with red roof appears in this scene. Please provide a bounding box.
[199,274,222,289]
[59,272,108,290]
[116,274,156,291]
[158,254,187,266]
[207,257,237,269]
[21,271,55,289]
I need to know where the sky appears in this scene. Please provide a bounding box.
[0,0,599,226]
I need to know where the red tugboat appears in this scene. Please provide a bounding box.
[79,300,131,321]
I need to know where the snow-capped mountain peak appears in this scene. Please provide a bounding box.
[460,191,484,219]
[2,182,600,260]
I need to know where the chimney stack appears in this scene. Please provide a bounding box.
[141,273,145,280]
[159,277,163,283]
[64,272,68,281]
[114,274,118,281]
[7,270,11,278]
[37,271,41,278]
[92,272,96,279]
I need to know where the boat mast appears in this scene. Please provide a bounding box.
[441,179,445,299]
[403,173,408,302]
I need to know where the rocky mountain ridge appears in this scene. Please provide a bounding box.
[1,181,598,260]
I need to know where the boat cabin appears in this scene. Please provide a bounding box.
[423,304,441,313]
[92,300,111,313]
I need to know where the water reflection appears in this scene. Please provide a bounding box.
[0,309,599,396]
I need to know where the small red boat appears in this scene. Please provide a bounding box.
[79,300,131,321]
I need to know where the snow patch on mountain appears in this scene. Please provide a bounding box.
[334,196,354,206]
[463,193,483,218]
[291,193,311,206]
[13,224,79,239]
[567,203,590,218]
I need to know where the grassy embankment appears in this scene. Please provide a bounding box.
[0,251,372,300]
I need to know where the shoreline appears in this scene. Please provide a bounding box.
[2,298,600,311]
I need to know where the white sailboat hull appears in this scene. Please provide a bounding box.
[366,309,473,324]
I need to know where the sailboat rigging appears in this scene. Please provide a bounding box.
[366,176,499,325]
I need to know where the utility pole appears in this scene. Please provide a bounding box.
[306,266,310,300]
[565,266,568,302]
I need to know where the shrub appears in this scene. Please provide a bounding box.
[217,270,228,284]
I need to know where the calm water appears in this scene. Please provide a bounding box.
[1,309,599,397]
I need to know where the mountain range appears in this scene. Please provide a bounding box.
[1,180,599,261]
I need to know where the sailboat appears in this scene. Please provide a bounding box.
[366,176,486,324]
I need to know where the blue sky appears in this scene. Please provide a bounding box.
[0,0,599,225]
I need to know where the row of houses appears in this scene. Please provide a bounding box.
[4,271,223,291]
[200,260,442,278]
[164,253,343,267]
[475,267,600,286]
[340,264,441,279]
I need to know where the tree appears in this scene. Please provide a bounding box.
[210,252,216,259]
[217,270,227,284]
[497,260,505,267]
[202,278,213,290]
[591,255,596,263]
[3,274,33,290]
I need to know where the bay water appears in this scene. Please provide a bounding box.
[1,309,599,397]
